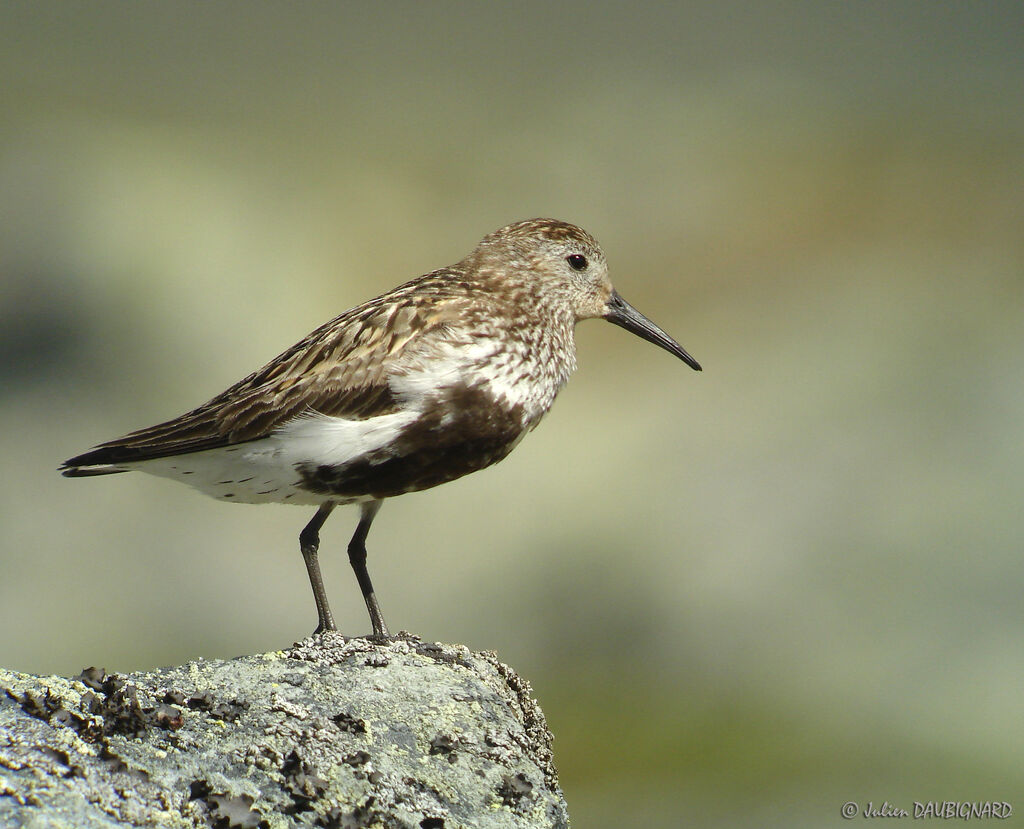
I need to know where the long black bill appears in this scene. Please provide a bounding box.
[604,290,702,371]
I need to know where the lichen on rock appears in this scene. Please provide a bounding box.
[0,634,569,828]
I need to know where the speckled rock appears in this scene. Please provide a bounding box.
[0,634,569,828]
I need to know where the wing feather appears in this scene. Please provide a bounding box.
[62,269,470,470]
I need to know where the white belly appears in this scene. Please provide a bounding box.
[128,408,420,506]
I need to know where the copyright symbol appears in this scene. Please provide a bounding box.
[841,802,858,819]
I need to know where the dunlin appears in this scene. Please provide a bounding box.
[62,219,701,637]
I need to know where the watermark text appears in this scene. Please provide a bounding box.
[840,801,1013,820]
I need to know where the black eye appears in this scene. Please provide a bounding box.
[567,254,588,271]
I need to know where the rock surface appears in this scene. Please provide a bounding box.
[0,634,569,828]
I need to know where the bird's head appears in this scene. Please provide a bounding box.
[472,218,702,371]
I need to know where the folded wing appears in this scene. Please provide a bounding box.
[61,270,468,473]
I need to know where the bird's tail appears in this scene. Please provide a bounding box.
[60,463,129,478]
[60,445,137,477]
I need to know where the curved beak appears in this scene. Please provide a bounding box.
[604,291,702,371]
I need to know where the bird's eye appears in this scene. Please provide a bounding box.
[567,254,588,271]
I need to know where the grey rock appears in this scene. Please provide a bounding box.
[0,634,569,829]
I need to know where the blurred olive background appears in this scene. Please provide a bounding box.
[2,2,1023,826]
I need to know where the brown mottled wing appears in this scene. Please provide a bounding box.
[62,270,468,468]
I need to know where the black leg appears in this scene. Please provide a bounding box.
[348,499,390,638]
[300,502,337,634]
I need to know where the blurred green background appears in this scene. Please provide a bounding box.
[2,2,1022,826]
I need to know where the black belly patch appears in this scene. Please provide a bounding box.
[295,383,527,499]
